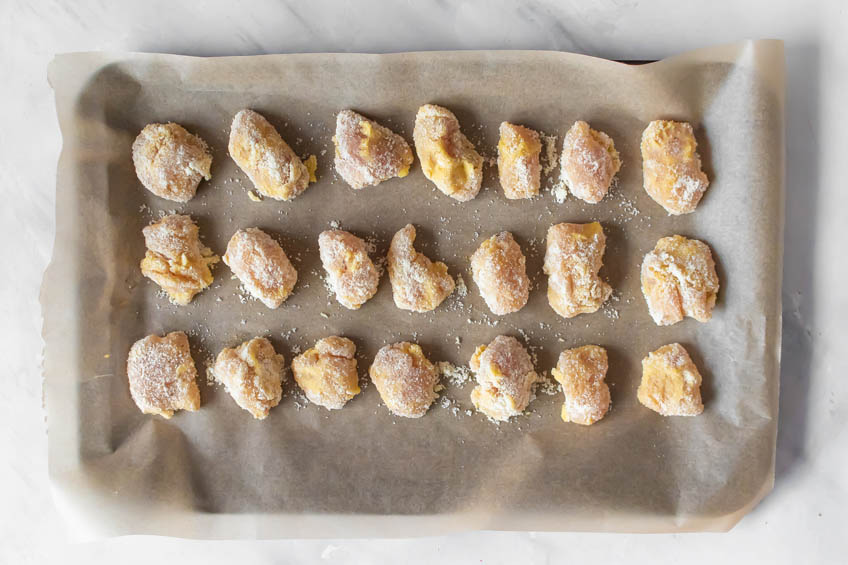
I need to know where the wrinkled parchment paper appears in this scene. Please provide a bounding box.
[42,40,784,539]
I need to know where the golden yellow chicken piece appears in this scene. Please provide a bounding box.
[413,104,483,202]
[641,120,710,215]
[497,122,541,199]
[333,109,414,189]
[318,230,380,310]
[126,331,200,418]
[470,335,538,421]
[552,345,610,425]
[228,109,312,201]
[470,231,529,315]
[140,214,218,305]
[291,336,360,410]
[560,120,621,204]
[640,235,719,326]
[369,342,439,418]
[223,228,298,309]
[132,122,212,202]
[543,221,612,318]
[638,343,704,416]
[387,224,455,312]
[213,337,285,419]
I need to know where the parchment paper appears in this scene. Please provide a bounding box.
[42,40,784,539]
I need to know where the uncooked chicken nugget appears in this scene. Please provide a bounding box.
[132,122,212,202]
[127,331,200,418]
[387,224,455,312]
[223,228,298,309]
[641,120,710,214]
[469,335,538,421]
[497,122,541,199]
[470,231,530,315]
[641,235,719,326]
[228,109,312,201]
[213,337,284,419]
[560,121,621,204]
[140,214,218,305]
[333,109,414,189]
[318,230,380,310]
[543,222,612,318]
[292,336,360,410]
[369,342,439,418]
[638,343,704,416]
[552,345,610,426]
[413,104,483,201]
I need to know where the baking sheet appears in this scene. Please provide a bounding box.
[42,40,784,539]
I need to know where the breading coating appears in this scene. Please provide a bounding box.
[641,235,719,326]
[333,109,414,189]
[213,337,284,419]
[369,342,439,418]
[560,120,621,204]
[132,122,212,202]
[641,120,709,215]
[140,214,218,305]
[638,343,704,416]
[318,230,380,310]
[127,331,200,418]
[470,231,529,315]
[469,335,538,421]
[413,104,483,201]
[223,228,298,309]
[387,224,455,312]
[497,122,541,199]
[292,336,360,410]
[543,221,612,318]
[552,345,610,425]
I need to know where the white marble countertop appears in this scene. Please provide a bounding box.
[2,0,846,562]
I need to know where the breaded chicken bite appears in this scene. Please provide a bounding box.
[641,235,719,326]
[333,110,414,189]
[132,122,212,202]
[292,336,360,410]
[497,122,541,199]
[228,109,313,201]
[318,230,380,310]
[641,120,709,214]
[140,214,218,305]
[127,331,200,418]
[543,222,612,318]
[469,335,538,421]
[413,104,483,202]
[551,345,610,425]
[560,121,621,204]
[223,228,298,309]
[369,342,439,418]
[638,343,704,416]
[387,224,455,312]
[213,337,284,419]
[470,231,529,315]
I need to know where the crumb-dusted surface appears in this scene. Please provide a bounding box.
[387,223,455,312]
[413,104,483,202]
[139,213,219,305]
[469,335,538,421]
[126,331,200,418]
[552,344,610,425]
[333,109,414,189]
[497,122,541,199]
[641,235,719,326]
[560,120,621,204]
[318,229,380,310]
[223,227,298,309]
[291,336,360,409]
[228,109,311,201]
[543,221,612,318]
[640,120,709,215]
[132,122,212,202]
[470,231,530,315]
[638,343,704,416]
[213,336,285,419]
[369,341,439,418]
